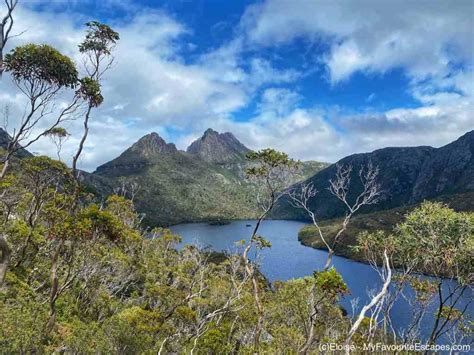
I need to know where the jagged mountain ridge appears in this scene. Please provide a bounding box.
[187,128,250,164]
[93,129,327,226]
[95,132,179,176]
[273,130,474,220]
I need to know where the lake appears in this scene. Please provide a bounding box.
[170,219,472,344]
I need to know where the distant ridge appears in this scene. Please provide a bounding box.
[274,130,474,220]
[0,128,33,158]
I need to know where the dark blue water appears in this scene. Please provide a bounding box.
[170,219,472,344]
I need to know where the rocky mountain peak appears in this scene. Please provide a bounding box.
[94,132,177,175]
[187,128,250,164]
[203,128,218,137]
[130,132,177,157]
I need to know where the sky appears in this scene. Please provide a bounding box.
[1,0,473,171]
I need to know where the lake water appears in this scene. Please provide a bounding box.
[170,219,472,344]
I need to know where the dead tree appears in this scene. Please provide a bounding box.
[289,162,382,271]
[344,248,392,352]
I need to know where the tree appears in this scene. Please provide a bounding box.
[289,162,382,271]
[1,44,79,180]
[72,21,119,182]
[0,0,18,77]
[394,202,473,345]
[243,148,298,350]
[355,202,473,347]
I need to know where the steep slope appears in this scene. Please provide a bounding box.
[95,132,178,176]
[0,128,33,158]
[93,129,327,226]
[187,128,250,164]
[411,130,474,201]
[274,130,474,220]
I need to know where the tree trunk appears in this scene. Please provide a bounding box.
[0,158,10,181]
[299,286,316,354]
[0,235,10,286]
[344,249,392,353]
[46,240,63,332]
[323,249,334,271]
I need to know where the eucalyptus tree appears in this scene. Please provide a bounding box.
[72,21,119,181]
[243,148,299,350]
[1,44,79,180]
[353,202,473,348]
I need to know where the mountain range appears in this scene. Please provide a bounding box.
[2,127,473,228]
[273,130,474,220]
[92,128,327,226]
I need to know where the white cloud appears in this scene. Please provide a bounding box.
[240,0,473,83]
[1,0,472,171]
[230,0,473,159]
[1,4,301,171]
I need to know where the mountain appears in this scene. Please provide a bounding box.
[93,129,327,226]
[95,132,178,176]
[274,130,474,220]
[187,128,250,164]
[0,128,33,158]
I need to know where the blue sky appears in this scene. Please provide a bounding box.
[1,0,473,170]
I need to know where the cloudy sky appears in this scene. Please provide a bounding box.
[1,0,473,171]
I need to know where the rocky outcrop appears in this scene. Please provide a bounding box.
[411,130,474,201]
[186,128,250,164]
[129,132,178,157]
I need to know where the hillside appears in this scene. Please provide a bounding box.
[93,129,327,226]
[0,128,33,158]
[273,130,474,220]
[298,191,474,262]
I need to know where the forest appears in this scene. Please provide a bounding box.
[1,2,473,354]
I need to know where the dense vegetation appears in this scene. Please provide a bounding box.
[90,129,327,226]
[1,154,472,352]
[1,14,472,354]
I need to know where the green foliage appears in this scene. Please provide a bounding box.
[356,202,473,281]
[2,154,471,352]
[299,192,474,267]
[253,235,272,249]
[46,127,69,138]
[395,202,473,279]
[4,44,78,88]
[76,77,104,107]
[314,268,349,297]
[246,148,298,178]
[79,21,120,55]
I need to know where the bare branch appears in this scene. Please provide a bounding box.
[0,0,18,77]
